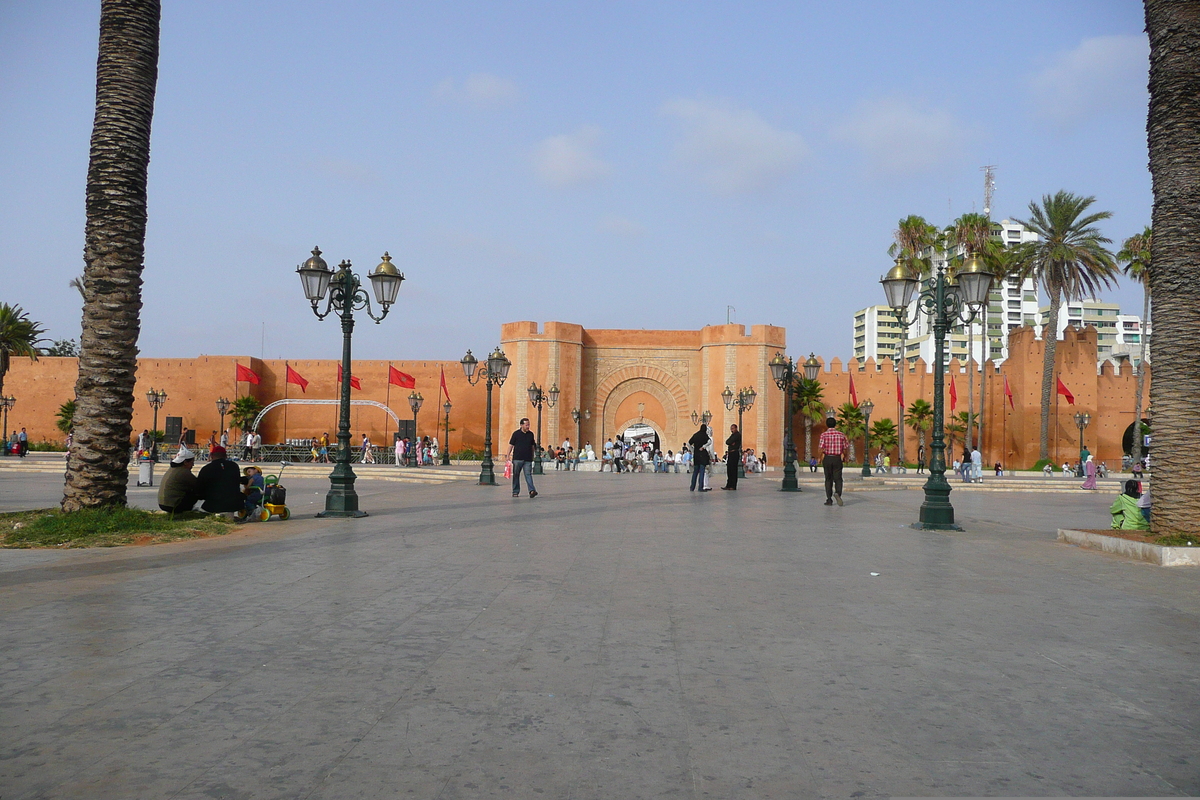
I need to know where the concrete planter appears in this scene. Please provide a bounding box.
[1058,528,1200,567]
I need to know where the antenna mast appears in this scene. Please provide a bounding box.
[981,165,996,219]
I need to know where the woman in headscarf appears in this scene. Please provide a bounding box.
[1110,480,1150,531]
[1080,454,1098,490]
[688,424,710,492]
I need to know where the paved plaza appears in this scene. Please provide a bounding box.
[1,467,1197,798]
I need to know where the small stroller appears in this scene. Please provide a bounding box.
[259,461,292,521]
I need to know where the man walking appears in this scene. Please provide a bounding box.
[721,423,742,490]
[506,417,538,498]
[820,415,849,506]
[688,423,710,492]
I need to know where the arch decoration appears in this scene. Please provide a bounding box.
[250,398,401,433]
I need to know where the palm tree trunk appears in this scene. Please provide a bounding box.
[897,331,906,465]
[1038,288,1061,461]
[62,0,160,512]
[979,336,988,464]
[804,417,812,462]
[966,324,975,450]
[1130,286,1150,465]
[1144,0,1199,536]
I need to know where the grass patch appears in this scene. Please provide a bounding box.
[1152,533,1199,547]
[0,506,235,549]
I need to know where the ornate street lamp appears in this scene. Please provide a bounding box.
[527,382,559,475]
[407,391,423,467]
[691,410,699,426]
[859,397,875,477]
[296,246,403,517]
[145,388,167,462]
[0,396,14,453]
[215,397,230,440]
[1074,411,1091,468]
[462,346,511,485]
[769,352,819,492]
[571,407,590,469]
[442,400,452,465]
[882,252,993,529]
[721,385,757,478]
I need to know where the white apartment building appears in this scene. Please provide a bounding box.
[853,220,1040,366]
[1037,299,1148,363]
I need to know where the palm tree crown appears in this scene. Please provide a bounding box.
[0,304,47,398]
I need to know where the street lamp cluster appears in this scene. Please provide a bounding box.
[215,397,230,439]
[881,251,994,530]
[408,391,424,466]
[721,385,757,478]
[1,396,15,449]
[461,347,511,485]
[1075,411,1091,467]
[527,382,559,474]
[296,246,404,517]
[769,352,820,492]
[146,388,167,461]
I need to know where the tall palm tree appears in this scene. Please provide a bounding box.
[836,402,865,465]
[906,399,933,464]
[1144,0,1197,536]
[1118,227,1151,467]
[888,215,939,464]
[1012,191,1118,462]
[977,244,1021,459]
[869,418,899,459]
[62,0,161,512]
[0,304,46,399]
[949,212,995,452]
[792,377,825,462]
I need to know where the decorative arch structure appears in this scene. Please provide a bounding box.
[250,399,401,433]
[597,365,688,445]
[615,417,665,442]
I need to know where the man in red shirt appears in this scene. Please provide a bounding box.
[819,415,849,506]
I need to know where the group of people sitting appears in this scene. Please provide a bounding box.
[156,446,264,521]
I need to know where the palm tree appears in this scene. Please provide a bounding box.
[836,402,865,465]
[63,0,161,512]
[946,412,969,456]
[906,398,932,448]
[1118,227,1151,467]
[0,304,46,399]
[888,215,939,464]
[56,399,77,436]
[949,212,997,452]
[1012,191,1118,462]
[1144,0,1197,535]
[230,395,264,435]
[869,418,899,460]
[792,377,826,462]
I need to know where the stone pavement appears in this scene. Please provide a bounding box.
[0,469,1197,798]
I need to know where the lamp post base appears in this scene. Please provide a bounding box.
[534,455,544,475]
[318,461,368,517]
[479,458,497,486]
[915,474,959,529]
[780,458,800,491]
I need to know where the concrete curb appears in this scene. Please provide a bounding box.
[1058,528,1200,567]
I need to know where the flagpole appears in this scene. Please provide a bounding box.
[283,361,289,446]
[385,361,391,453]
[1054,372,1059,466]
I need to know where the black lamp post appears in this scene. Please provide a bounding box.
[1074,411,1091,467]
[215,397,230,441]
[442,400,452,465]
[882,252,993,530]
[461,346,511,485]
[571,407,590,468]
[859,397,875,477]
[146,387,167,462]
[408,391,423,467]
[296,246,404,517]
[721,385,757,478]
[770,352,819,492]
[528,382,559,475]
[1,396,14,453]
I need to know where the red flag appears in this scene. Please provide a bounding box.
[848,372,858,407]
[439,366,451,403]
[1004,375,1014,409]
[1056,376,1075,405]
[389,366,416,388]
[949,374,958,411]
[896,373,904,408]
[236,364,260,384]
[286,365,309,393]
[337,363,362,391]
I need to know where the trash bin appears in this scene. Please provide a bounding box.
[138,461,154,487]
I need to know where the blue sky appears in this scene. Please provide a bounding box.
[0,1,1151,362]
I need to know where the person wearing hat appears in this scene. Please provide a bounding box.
[158,448,199,514]
[239,465,265,520]
[196,445,244,514]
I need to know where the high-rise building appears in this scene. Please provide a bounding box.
[1037,299,1148,363]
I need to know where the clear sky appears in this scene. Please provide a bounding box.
[0,1,1151,363]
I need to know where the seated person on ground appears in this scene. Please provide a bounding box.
[158,448,199,513]
[1110,480,1151,531]
[240,466,265,518]
[196,446,244,514]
